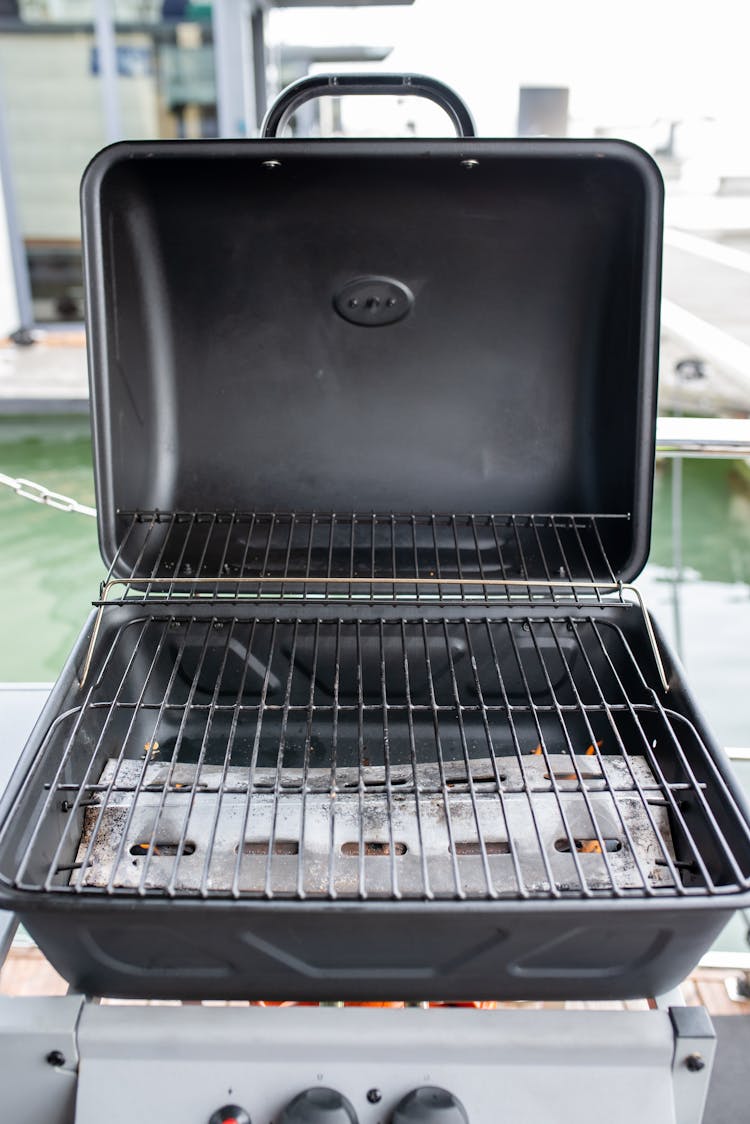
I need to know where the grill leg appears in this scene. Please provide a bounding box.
[0,995,83,1124]
[0,909,18,967]
[669,1006,716,1124]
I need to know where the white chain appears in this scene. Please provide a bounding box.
[0,472,97,517]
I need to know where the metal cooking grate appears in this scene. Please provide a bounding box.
[102,511,628,603]
[6,612,750,901]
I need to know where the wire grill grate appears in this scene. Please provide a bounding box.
[102,511,628,603]
[6,611,750,902]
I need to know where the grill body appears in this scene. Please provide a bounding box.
[0,599,747,1000]
[2,136,750,1000]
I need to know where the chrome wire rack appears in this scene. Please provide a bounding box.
[102,511,628,602]
[79,511,668,690]
[6,611,750,903]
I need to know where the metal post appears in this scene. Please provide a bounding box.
[0,995,83,1124]
[94,0,123,145]
[0,911,18,969]
[251,4,268,129]
[668,1007,716,1124]
[0,81,33,338]
[213,0,257,138]
[651,986,686,1010]
[671,452,685,662]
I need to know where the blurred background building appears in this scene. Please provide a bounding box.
[0,0,405,331]
[2,1,750,332]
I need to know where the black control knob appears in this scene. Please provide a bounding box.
[280,1087,358,1124]
[208,1106,251,1124]
[391,1087,468,1124]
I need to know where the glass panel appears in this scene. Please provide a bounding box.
[0,1,219,323]
[0,5,100,321]
[112,2,217,142]
[639,457,750,749]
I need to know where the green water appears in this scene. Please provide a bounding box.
[0,416,101,681]
[651,457,750,585]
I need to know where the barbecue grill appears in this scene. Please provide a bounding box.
[1,73,749,1003]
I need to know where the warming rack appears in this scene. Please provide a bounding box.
[100,511,628,601]
[81,511,668,690]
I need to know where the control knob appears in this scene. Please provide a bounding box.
[280,1088,358,1123]
[391,1087,468,1123]
[208,1107,251,1124]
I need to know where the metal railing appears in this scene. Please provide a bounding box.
[654,415,750,766]
[655,416,750,457]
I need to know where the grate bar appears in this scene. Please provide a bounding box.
[296,619,320,899]
[442,618,497,897]
[199,619,261,898]
[461,621,526,896]
[400,618,433,899]
[378,620,400,899]
[421,618,464,898]
[232,619,280,898]
[264,620,300,898]
[327,619,341,898]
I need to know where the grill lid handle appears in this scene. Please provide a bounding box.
[261,73,476,138]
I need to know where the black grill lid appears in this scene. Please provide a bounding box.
[81,137,663,582]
